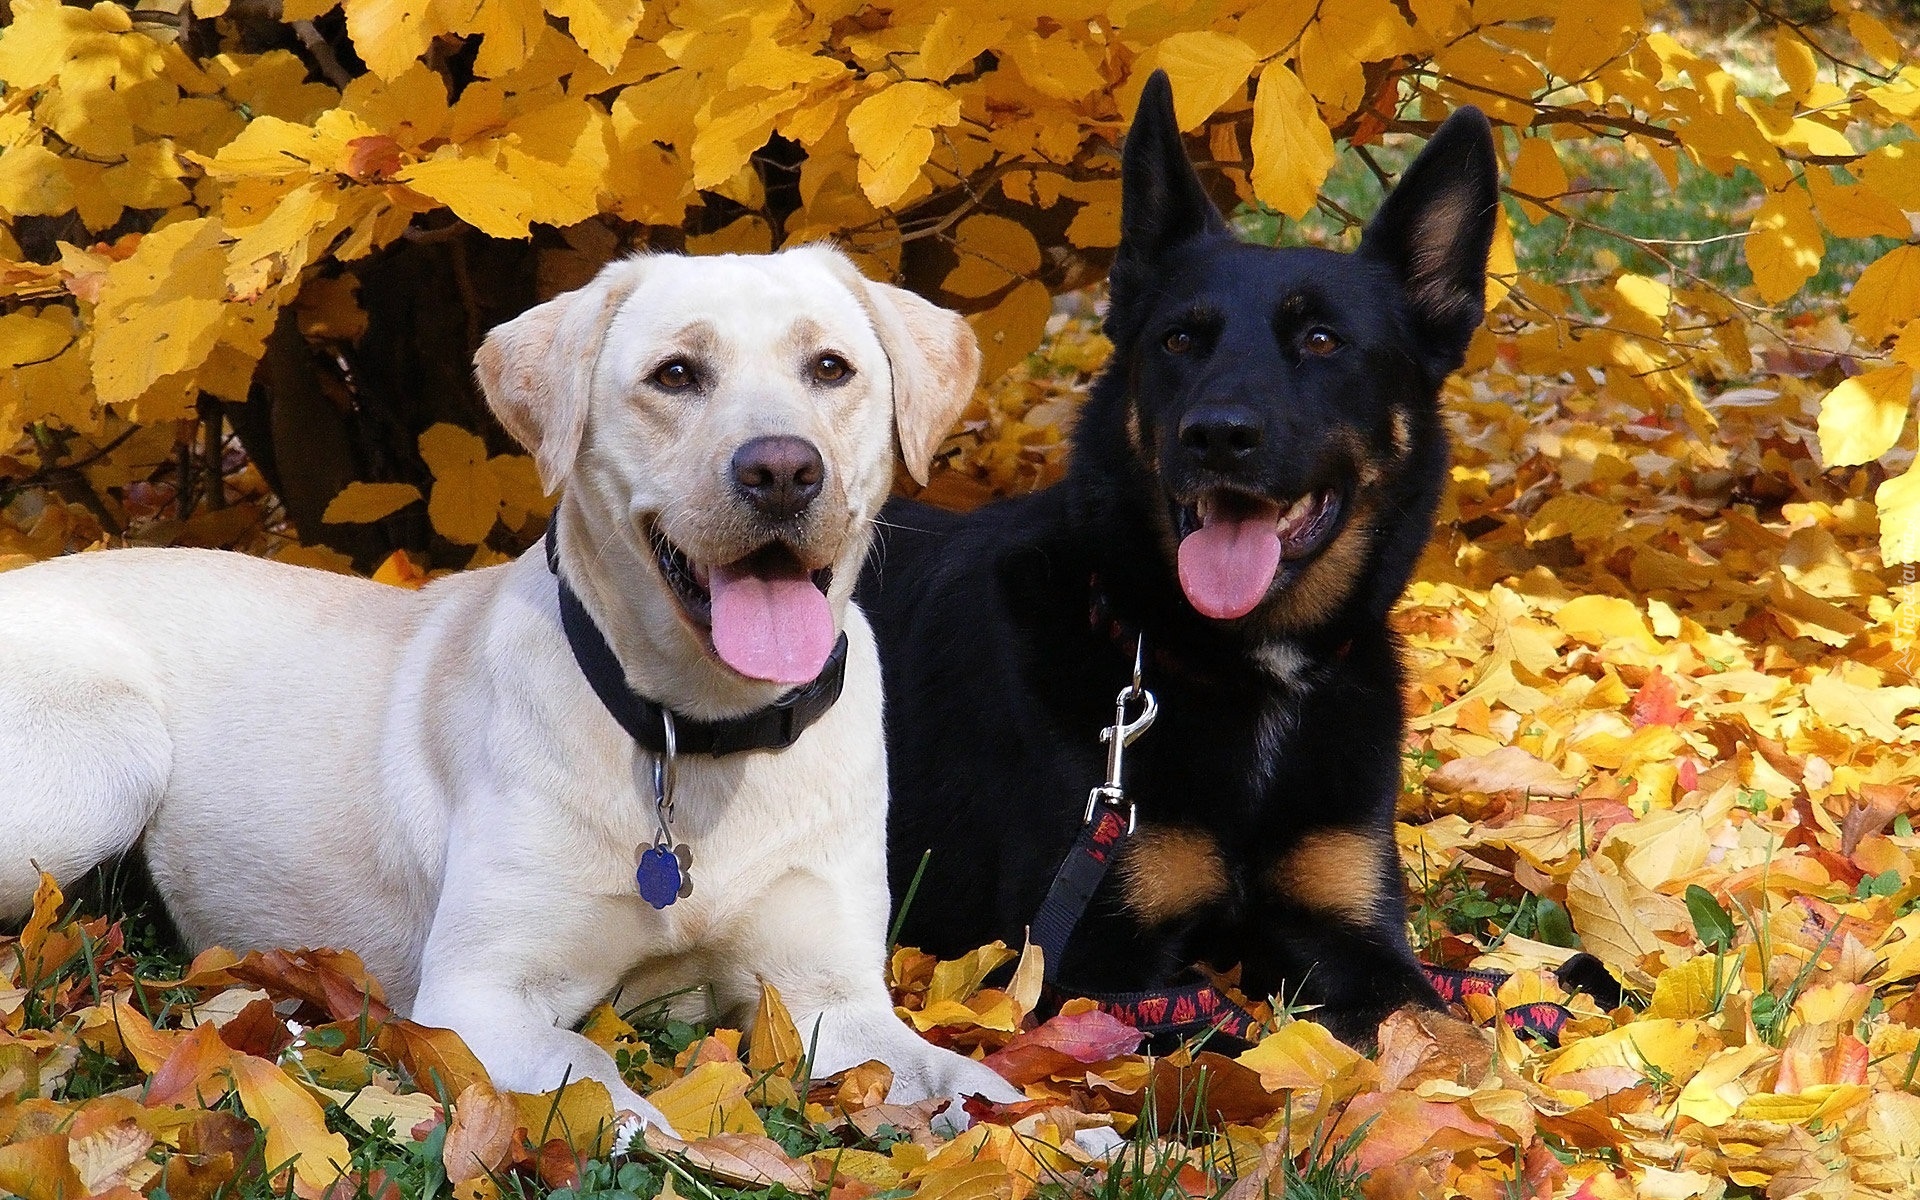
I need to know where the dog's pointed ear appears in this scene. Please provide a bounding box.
[475,261,643,494]
[1359,106,1500,376]
[825,254,979,486]
[1117,69,1229,265]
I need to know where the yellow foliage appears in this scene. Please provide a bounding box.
[1745,182,1823,304]
[1248,61,1335,222]
[0,0,1908,567]
[1818,366,1915,469]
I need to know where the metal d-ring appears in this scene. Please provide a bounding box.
[652,709,678,847]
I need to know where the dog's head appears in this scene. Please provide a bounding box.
[1092,70,1497,636]
[477,246,976,700]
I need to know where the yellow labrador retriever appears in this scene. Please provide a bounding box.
[0,245,1019,1131]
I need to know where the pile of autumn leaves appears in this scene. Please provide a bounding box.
[7,322,1920,1199]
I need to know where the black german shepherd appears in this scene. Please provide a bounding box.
[859,72,1498,1043]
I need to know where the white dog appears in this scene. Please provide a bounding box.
[0,245,1020,1130]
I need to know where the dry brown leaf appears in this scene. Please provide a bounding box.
[442,1081,519,1185]
[1565,856,1667,986]
[674,1132,816,1191]
[70,1119,156,1194]
[1425,745,1580,797]
[832,1060,894,1111]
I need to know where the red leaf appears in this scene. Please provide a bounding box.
[323,1169,402,1200]
[217,997,296,1059]
[974,1044,1082,1087]
[535,1138,583,1189]
[343,135,405,183]
[829,1178,877,1200]
[229,948,393,1024]
[1631,669,1685,728]
[1836,1033,1870,1085]
[960,1094,1056,1125]
[1142,1052,1284,1127]
[981,1007,1142,1083]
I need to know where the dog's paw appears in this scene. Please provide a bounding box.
[926,1057,1025,1137]
[948,1056,1025,1108]
[929,1102,970,1139]
[611,1097,673,1153]
[1072,1126,1127,1160]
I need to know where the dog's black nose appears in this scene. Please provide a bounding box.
[1178,405,1263,469]
[731,435,824,520]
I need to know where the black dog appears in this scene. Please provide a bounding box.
[859,72,1497,1044]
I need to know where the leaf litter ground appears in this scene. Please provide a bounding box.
[6,285,1919,1200]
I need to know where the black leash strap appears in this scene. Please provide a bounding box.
[1422,962,1580,1043]
[545,520,848,757]
[1030,806,1127,971]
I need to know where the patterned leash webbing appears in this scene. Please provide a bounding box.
[1422,963,1572,1042]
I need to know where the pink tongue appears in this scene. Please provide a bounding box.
[708,561,836,684]
[1177,512,1282,620]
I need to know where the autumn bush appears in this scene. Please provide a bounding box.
[0,0,1913,575]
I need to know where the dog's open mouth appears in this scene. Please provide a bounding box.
[649,524,836,685]
[1173,488,1344,620]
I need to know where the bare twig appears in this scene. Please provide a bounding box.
[1741,0,1896,82]
[1353,145,1394,192]
[448,236,484,358]
[175,436,194,522]
[292,20,353,90]
[200,397,226,511]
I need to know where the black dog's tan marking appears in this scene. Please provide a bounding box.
[1259,496,1375,635]
[1118,826,1230,925]
[860,72,1498,1045]
[1270,830,1386,925]
[1389,408,1415,460]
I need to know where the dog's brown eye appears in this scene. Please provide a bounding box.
[812,353,851,384]
[1303,328,1342,357]
[1164,330,1192,355]
[653,359,696,389]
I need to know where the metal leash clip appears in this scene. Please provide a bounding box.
[1084,635,1157,833]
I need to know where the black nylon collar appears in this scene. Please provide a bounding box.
[545,520,848,756]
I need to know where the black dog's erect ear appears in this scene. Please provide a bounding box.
[1359,106,1499,376]
[1117,70,1229,264]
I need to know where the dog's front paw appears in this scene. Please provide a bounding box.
[610,1096,673,1153]
[920,1053,1025,1137]
[947,1054,1025,1107]
[1072,1126,1127,1160]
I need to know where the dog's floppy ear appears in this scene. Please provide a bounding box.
[826,254,979,486]
[475,262,642,494]
[1117,69,1230,266]
[1359,106,1499,377]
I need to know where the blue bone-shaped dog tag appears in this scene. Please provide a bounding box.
[636,844,693,909]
